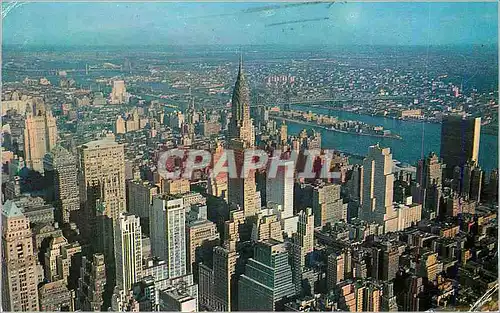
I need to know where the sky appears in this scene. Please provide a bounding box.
[2,2,498,47]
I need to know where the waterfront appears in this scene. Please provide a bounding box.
[288,104,498,172]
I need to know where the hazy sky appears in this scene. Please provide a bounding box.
[3,2,498,46]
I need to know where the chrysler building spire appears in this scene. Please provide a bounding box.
[229,54,253,145]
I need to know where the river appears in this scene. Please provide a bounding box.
[287,104,498,172]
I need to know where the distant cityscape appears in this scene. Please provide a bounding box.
[1,2,499,313]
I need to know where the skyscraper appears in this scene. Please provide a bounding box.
[114,213,143,292]
[238,240,296,311]
[76,253,107,311]
[78,135,126,221]
[292,208,314,267]
[312,183,347,227]
[416,152,443,218]
[2,201,40,311]
[186,219,219,276]
[110,80,128,104]
[266,159,294,219]
[327,252,345,290]
[23,102,57,172]
[212,246,238,311]
[150,194,187,279]
[43,145,80,224]
[440,115,481,173]
[228,56,255,145]
[360,144,398,233]
[227,57,259,218]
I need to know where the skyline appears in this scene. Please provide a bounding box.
[2,2,498,47]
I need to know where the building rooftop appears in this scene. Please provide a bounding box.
[2,200,24,218]
[80,135,119,150]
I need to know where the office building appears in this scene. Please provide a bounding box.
[440,115,481,173]
[162,178,190,195]
[1,201,40,311]
[110,80,128,104]
[360,144,398,233]
[127,179,158,234]
[292,208,314,267]
[114,213,143,292]
[207,141,228,200]
[227,58,258,218]
[416,152,443,218]
[186,219,219,276]
[43,145,80,224]
[76,253,107,311]
[43,232,81,286]
[266,159,294,219]
[312,183,347,227]
[150,194,187,278]
[23,102,57,172]
[327,252,345,290]
[238,240,296,311]
[78,134,126,221]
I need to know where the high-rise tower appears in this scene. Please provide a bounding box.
[360,144,398,233]
[23,102,57,172]
[150,194,187,279]
[44,145,80,224]
[228,55,254,145]
[227,56,258,218]
[440,115,481,173]
[2,201,40,311]
[114,213,143,292]
[78,135,126,221]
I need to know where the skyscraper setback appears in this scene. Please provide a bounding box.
[360,144,398,233]
[78,135,126,221]
[227,57,259,218]
[43,145,80,224]
[23,102,57,172]
[2,201,40,311]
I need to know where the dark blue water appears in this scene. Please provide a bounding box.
[288,105,498,172]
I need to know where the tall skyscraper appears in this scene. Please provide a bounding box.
[76,253,107,311]
[360,144,398,233]
[416,152,443,218]
[150,194,187,279]
[212,246,238,311]
[238,240,296,311]
[312,183,347,227]
[43,145,80,224]
[227,57,259,218]
[266,159,294,219]
[440,115,481,172]
[2,201,40,311]
[186,219,219,276]
[207,141,228,200]
[114,213,143,292]
[292,208,314,267]
[327,252,345,290]
[110,80,128,104]
[228,56,255,145]
[23,102,57,172]
[78,135,126,221]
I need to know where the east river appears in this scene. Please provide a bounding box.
[287,104,498,172]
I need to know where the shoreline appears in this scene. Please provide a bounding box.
[270,115,403,140]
